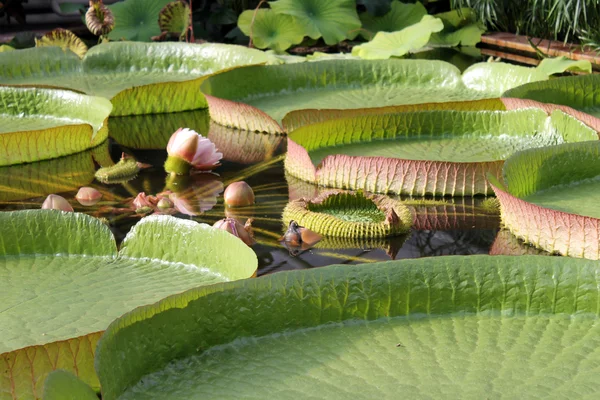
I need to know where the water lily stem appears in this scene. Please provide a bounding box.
[248,0,267,48]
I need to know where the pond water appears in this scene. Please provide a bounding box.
[0,49,539,275]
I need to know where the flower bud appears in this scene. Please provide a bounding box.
[75,187,102,206]
[157,197,174,210]
[224,181,255,207]
[42,194,74,212]
[165,128,222,175]
[213,218,256,246]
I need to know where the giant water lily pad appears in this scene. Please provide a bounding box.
[0,211,257,399]
[201,59,559,133]
[0,42,269,116]
[490,140,600,259]
[89,255,600,399]
[285,109,598,196]
[0,86,111,166]
[283,190,412,238]
[504,74,600,124]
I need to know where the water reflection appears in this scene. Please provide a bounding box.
[489,229,551,256]
[0,122,501,275]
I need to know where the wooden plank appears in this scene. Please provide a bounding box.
[482,32,600,65]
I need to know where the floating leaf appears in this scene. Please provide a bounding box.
[0,211,257,399]
[428,8,486,46]
[285,109,597,196]
[503,74,600,120]
[283,190,412,237]
[0,86,111,166]
[108,0,177,41]
[85,0,115,36]
[238,8,305,52]
[491,140,600,259]
[352,15,444,60]
[0,42,270,116]
[358,0,427,40]
[35,28,88,59]
[535,56,592,76]
[269,0,361,45]
[158,0,191,38]
[93,255,600,399]
[43,370,99,400]
[202,59,558,133]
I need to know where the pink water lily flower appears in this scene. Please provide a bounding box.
[165,128,223,175]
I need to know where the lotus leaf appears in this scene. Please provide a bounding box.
[89,255,600,399]
[0,211,257,399]
[201,59,564,133]
[358,0,427,40]
[269,0,361,45]
[536,56,592,76]
[282,190,412,238]
[503,74,600,119]
[0,42,270,116]
[428,8,486,47]
[158,0,191,38]
[490,141,600,259]
[285,109,598,196]
[43,371,99,400]
[0,86,111,166]
[356,0,393,16]
[238,9,305,52]
[351,15,444,60]
[108,0,172,41]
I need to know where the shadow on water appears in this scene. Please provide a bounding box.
[0,112,505,275]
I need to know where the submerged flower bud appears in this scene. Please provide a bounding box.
[157,197,174,210]
[132,192,153,210]
[165,128,223,175]
[75,187,102,206]
[224,181,255,207]
[213,217,255,246]
[42,194,74,212]
[280,220,322,247]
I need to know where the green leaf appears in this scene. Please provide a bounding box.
[202,59,556,133]
[285,109,598,196]
[352,15,444,60]
[108,0,172,41]
[428,8,486,46]
[95,256,600,399]
[356,0,393,16]
[305,52,361,61]
[0,45,14,52]
[358,0,427,40]
[43,370,98,400]
[34,28,88,59]
[0,86,112,166]
[238,9,306,52]
[535,56,592,76]
[269,0,361,45]
[492,139,600,259]
[0,211,257,400]
[503,74,600,120]
[158,0,191,36]
[0,42,270,116]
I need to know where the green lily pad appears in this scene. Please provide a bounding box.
[490,140,600,259]
[238,9,306,52]
[0,86,112,166]
[92,255,600,399]
[0,42,270,116]
[269,0,361,45]
[535,56,592,76]
[352,15,444,60]
[201,59,560,133]
[0,211,257,400]
[358,0,427,40]
[285,109,598,196]
[283,190,412,238]
[108,0,172,41]
[504,74,600,119]
[429,8,486,46]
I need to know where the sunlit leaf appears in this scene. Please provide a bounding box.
[535,56,592,76]
[358,0,427,40]
[238,9,305,52]
[428,8,486,46]
[34,28,88,59]
[269,0,361,45]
